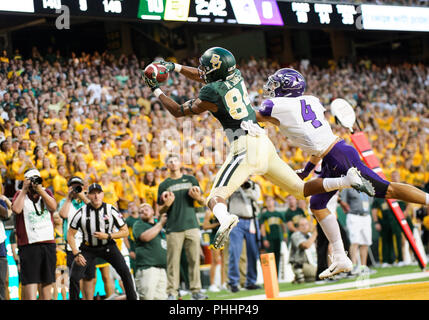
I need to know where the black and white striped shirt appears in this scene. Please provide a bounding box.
[69,202,125,247]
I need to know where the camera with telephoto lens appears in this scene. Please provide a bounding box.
[29,175,42,185]
[73,185,83,193]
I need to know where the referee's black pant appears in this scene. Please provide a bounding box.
[69,241,137,300]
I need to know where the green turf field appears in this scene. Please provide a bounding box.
[180,265,428,300]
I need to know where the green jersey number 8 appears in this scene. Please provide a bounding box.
[225,81,251,120]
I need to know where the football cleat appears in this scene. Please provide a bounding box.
[213,215,239,249]
[346,167,375,197]
[319,254,353,280]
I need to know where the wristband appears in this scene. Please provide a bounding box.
[74,252,81,258]
[154,88,163,98]
[303,161,316,174]
[174,64,182,73]
[107,233,112,241]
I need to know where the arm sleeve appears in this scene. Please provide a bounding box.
[157,183,165,205]
[133,222,149,243]
[111,205,125,228]
[69,208,82,230]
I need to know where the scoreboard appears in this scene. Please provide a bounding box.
[137,0,284,26]
[0,0,428,31]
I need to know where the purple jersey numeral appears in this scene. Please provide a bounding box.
[300,100,322,128]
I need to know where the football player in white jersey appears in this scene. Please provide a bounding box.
[256,68,429,279]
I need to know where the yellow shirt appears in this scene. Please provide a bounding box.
[83,152,93,164]
[137,183,158,208]
[52,175,68,203]
[11,159,30,181]
[46,153,58,170]
[90,160,108,177]
[134,162,147,178]
[40,168,58,189]
[143,154,164,171]
[116,180,138,210]
[100,182,119,206]
[273,185,289,204]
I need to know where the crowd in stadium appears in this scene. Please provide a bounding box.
[0,45,428,298]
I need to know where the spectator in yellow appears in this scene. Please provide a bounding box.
[89,148,108,181]
[116,169,139,214]
[0,140,13,171]
[53,165,69,203]
[40,157,58,192]
[134,153,146,178]
[11,149,33,189]
[32,146,45,171]
[99,173,119,207]
[143,142,164,172]
[76,142,93,164]
[46,141,60,169]
[73,160,88,181]
[137,171,158,209]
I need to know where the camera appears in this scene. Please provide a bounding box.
[416,207,427,221]
[242,180,254,190]
[29,175,42,185]
[73,185,83,193]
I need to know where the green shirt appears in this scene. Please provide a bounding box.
[125,215,140,253]
[133,219,167,270]
[284,207,306,240]
[157,174,200,234]
[372,198,411,232]
[198,69,259,142]
[259,210,286,241]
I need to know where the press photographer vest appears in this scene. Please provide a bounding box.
[22,193,54,244]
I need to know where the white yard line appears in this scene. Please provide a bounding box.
[232,272,429,300]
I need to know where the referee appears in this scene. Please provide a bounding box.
[67,183,137,300]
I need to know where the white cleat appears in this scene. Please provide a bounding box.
[346,167,375,197]
[319,254,353,280]
[213,215,239,249]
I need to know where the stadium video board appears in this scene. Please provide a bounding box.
[137,0,284,26]
[0,0,428,32]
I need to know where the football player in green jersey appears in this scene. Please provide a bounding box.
[144,47,372,251]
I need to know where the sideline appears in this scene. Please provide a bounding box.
[232,271,429,300]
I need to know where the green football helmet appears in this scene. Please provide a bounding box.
[198,47,236,83]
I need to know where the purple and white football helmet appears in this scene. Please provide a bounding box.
[263,68,306,98]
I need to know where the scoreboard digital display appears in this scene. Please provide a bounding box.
[137,0,285,25]
[0,0,428,32]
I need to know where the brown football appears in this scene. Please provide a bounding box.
[144,63,168,83]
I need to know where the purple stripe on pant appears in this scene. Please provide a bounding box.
[310,140,389,211]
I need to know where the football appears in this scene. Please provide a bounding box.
[144,63,169,83]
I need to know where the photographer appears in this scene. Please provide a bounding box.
[289,217,318,283]
[11,169,57,300]
[226,179,261,292]
[58,176,94,299]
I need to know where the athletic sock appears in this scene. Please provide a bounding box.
[212,203,229,225]
[317,214,345,256]
[322,177,349,192]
